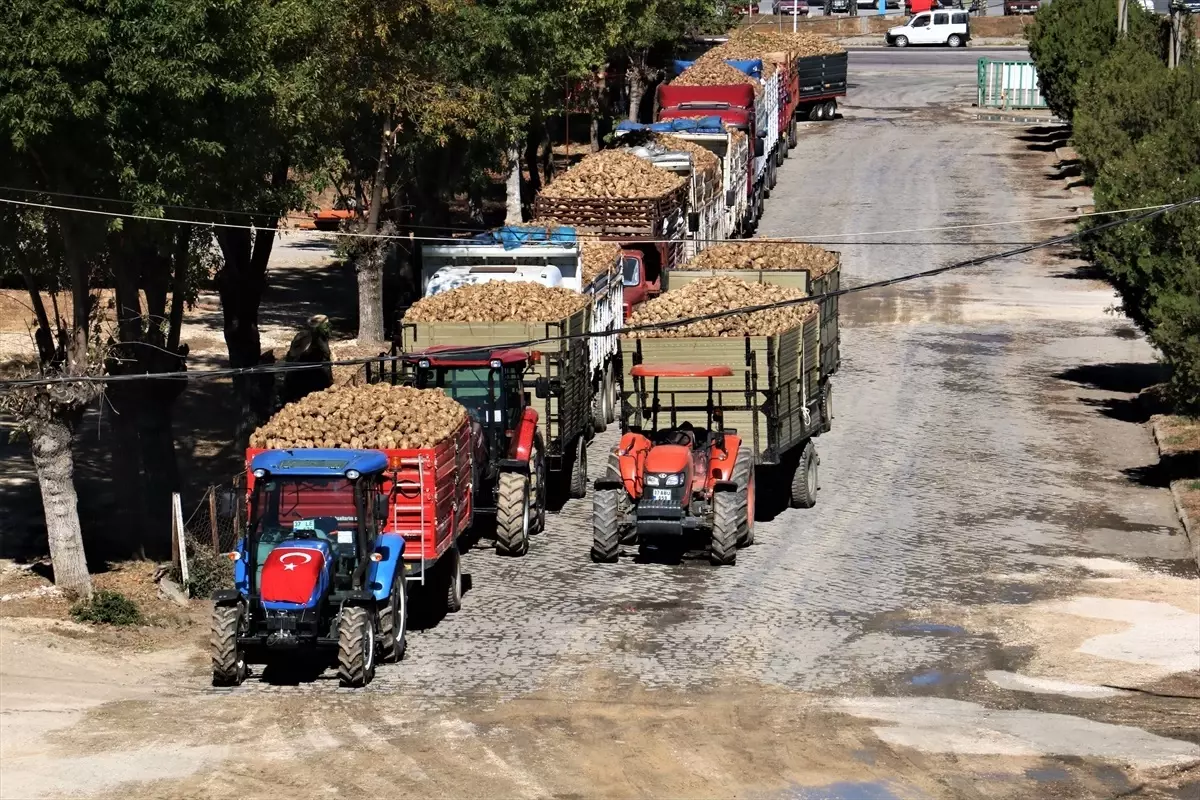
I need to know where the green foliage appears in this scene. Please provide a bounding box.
[1028,0,1163,120]
[70,589,144,626]
[174,535,233,598]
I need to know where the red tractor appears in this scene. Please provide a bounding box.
[590,364,755,566]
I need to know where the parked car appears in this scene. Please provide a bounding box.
[1003,0,1040,14]
[829,0,851,12]
[886,10,971,46]
[775,0,810,14]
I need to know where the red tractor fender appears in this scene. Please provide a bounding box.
[507,407,539,462]
[614,432,652,499]
[706,434,744,488]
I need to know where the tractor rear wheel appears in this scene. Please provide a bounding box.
[790,442,819,509]
[569,437,589,499]
[378,575,407,663]
[733,449,755,547]
[495,471,531,556]
[710,491,739,566]
[591,488,621,563]
[337,606,376,688]
[211,604,246,687]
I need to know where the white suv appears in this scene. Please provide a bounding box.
[886,10,971,48]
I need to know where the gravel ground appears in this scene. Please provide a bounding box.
[3,59,1199,800]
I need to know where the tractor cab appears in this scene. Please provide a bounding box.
[405,346,532,464]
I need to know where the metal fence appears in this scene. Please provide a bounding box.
[977,59,1047,110]
[181,480,244,555]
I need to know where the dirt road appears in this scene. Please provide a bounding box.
[3,56,1199,799]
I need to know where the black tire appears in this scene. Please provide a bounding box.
[591,382,607,433]
[769,159,778,190]
[824,100,837,120]
[495,471,530,556]
[733,449,755,547]
[211,604,246,687]
[788,120,798,148]
[947,34,963,47]
[591,488,621,563]
[603,365,617,425]
[790,442,819,509]
[529,434,547,535]
[894,35,909,48]
[776,136,787,166]
[443,546,463,613]
[808,104,822,121]
[569,437,588,499]
[378,575,407,664]
[820,382,833,434]
[337,606,376,688]
[710,491,739,566]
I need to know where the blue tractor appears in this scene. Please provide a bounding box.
[212,449,407,688]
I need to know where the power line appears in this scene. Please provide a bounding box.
[2,195,1194,391]
[0,194,1178,247]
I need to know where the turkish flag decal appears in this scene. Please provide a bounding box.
[260,546,326,604]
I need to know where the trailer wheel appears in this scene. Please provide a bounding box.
[820,382,833,434]
[569,437,589,499]
[529,434,547,535]
[591,488,621,563]
[769,158,778,189]
[495,471,530,556]
[788,120,799,148]
[591,380,607,433]
[790,442,819,509]
[777,135,787,166]
[733,449,755,547]
[604,364,617,425]
[443,545,463,613]
[378,574,407,663]
[337,606,376,688]
[710,491,739,566]
[211,604,246,687]
[824,100,838,120]
[808,104,822,121]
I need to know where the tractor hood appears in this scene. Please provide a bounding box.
[260,540,332,610]
[645,444,691,475]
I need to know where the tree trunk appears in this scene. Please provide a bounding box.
[524,120,543,196]
[30,415,92,598]
[589,67,608,153]
[358,117,392,346]
[504,143,523,225]
[627,65,648,123]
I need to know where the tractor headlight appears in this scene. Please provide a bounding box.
[663,473,684,487]
[345,469,361,480]
[644,474,660,486]
[252,468,267,479]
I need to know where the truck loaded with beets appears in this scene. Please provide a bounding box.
[211,384,474,688]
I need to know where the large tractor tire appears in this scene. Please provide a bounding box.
[569,437,589,500]
[495,471,531,556]
[529,434,547,535]
[733,449,755,547]
[710,491,739,566]
[337,606,376,688]
[790,442,819,509]
[591,488,621,563]
[211,604,247,687]
[378,574,407,664]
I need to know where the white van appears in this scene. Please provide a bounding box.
[886,10,971,47]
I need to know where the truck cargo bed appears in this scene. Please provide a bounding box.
[796,52,848,102]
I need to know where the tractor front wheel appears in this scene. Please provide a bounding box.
[495,471,531,556]
[378,575,407,664]
[710,491,739,566]
[211,604,247,687]
[337,606,376,688]
[591,488,621,563]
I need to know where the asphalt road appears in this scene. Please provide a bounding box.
[848,46,1030,66]
[4,44,1198,800]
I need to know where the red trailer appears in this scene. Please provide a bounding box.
[244,416,475,615]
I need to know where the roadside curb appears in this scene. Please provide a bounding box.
[1151,419,1200,567]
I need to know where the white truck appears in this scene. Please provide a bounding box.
[419,232,624,429]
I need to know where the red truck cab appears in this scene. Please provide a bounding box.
[620,249,660,320]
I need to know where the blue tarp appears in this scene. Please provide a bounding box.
[724,59,763,78]
[617,117,728,135]
[472,225,577,250]
[673,59,695,76]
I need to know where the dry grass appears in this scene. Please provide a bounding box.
[1153,414,1200,456]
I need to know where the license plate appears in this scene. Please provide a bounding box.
[652,489,672,501]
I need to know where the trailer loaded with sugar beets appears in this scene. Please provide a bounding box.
[532,149,690,321]
[390,280,595,555]
[210,384,474,688]
[592,273,837,565]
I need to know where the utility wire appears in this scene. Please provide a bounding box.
[0,194,1176,247]
[2,195,1194,391]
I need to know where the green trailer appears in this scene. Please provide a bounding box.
[398,310,593,483]
[619,313,830,508]
[664,262,841,377]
